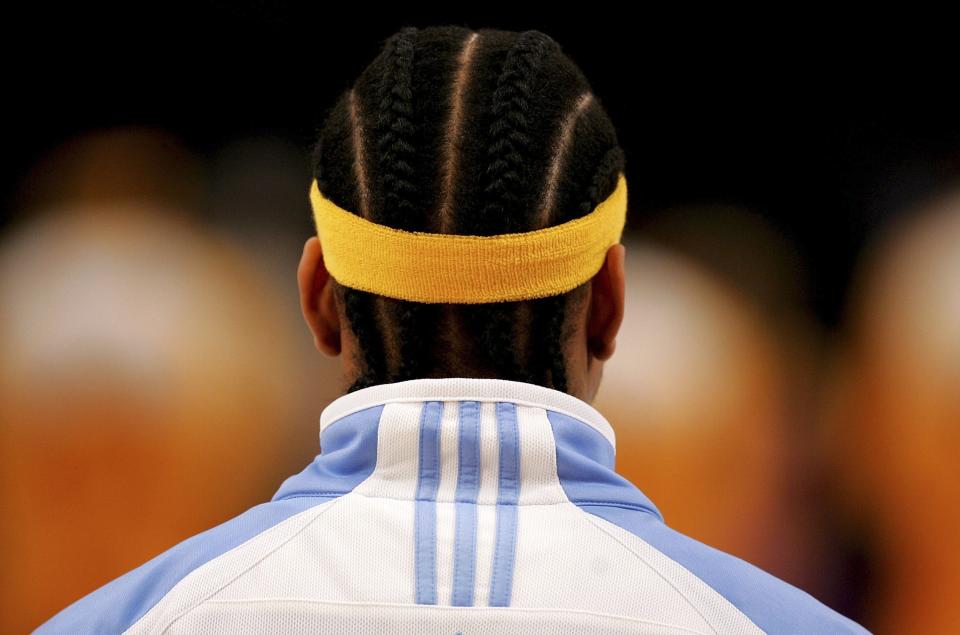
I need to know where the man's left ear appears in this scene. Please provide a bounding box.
[586,242,626,361]
[297,236,342,356]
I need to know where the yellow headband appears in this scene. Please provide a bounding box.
[308,172,628,303]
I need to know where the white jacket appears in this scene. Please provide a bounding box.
[37,377,869,634]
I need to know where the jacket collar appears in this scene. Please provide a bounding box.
[274,376,661,521]
[318,376,616,451]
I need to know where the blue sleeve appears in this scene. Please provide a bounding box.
[580,504,872,635]
[33,497,330,634]
[546,409,871,634]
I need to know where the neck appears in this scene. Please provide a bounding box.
[343,371,594,404]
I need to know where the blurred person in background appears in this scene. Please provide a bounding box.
[596,231,831,602]
[605,207,869,620]
[826,184,960,634]
[34,26,867,634]
[0,129,316,633]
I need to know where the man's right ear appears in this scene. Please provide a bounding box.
[297,236,342,356]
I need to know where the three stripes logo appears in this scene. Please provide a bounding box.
[413,400,520,607]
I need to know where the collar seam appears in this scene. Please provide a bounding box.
[278,489,631,507]
[319,377,616,450]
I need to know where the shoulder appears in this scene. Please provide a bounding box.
[576,504,871,635]
[33,496,334,634]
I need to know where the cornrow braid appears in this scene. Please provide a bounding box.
[375,27,421,231]
[476,30,559,234]
[313,90,389,390]
[530,146,626,392]
[461,31,562,386]
[369,27,440,383]
[312,26,626,394]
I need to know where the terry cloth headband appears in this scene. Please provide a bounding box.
[308,172,628,304]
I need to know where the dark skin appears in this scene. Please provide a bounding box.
[297,236,625,403]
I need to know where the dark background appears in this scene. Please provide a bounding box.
[7,5,960,327]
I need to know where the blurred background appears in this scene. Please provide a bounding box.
[4,6,959,633]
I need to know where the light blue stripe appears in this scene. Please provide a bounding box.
[414,400,443,605]
[451,400,481,606]
[489,401,520,607]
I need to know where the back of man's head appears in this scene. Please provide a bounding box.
[311,26,625,394]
